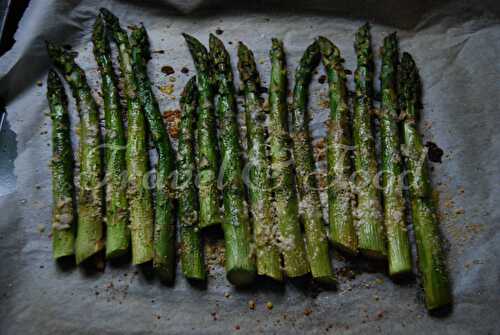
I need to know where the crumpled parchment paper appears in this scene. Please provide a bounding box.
[0,0,499,334]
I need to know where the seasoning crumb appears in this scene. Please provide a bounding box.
[180,67,189,74]
[215,28,224,35]
[163,109,181,138]
[37,224,45,233]
[319,99,329,109]
[376,310,385,319]
[161,66,175,75]
[248,300,256,310]
[235,325,240,330]
[266,301,273,310]
[36,80,43,87]
[160,83,175,95]
[318,75,326,84]
[224,292,231,298]
[304,308,312,316]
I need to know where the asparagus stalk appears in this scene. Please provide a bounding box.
[101,8,154,265]
[182,33,221,229]
[379,33,412,276]
[130,25,176,281]
[92,16,130,259]
[46,43,104,265]
[237,42,282,281]
[209,34,256,286]
[269,39,309,277]
[291,41,335,284]
[317,36,358,255]
[353,24,387,259]
[399,52,451,310]
[47,69,76,260]
[178,77,205,281]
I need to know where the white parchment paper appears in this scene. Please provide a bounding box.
[0,0,499,334]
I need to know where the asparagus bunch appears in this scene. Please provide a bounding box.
[178,77,205,281]
[291,41,335,284]
[317,36,358,255]
[379,33,412,276]
[399,53,451,310]
[101,9,154,265]
[237,42,282,281]
[92,16,130,259]
[130,25,177,281]
[47,69,76,260]
[353,24,387,259]
[269,39,309,277]
[183,34,221,229]
[210,34,256,286]
[46,42,105,265]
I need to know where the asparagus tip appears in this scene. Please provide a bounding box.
[180,76,198,105]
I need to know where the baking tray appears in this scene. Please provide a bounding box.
[0,0,499,334]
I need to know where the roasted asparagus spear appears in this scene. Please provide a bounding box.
[210,34,256,286]
[269,38,309,277]
[317,36,358,255]
[399,52,451,310]
[379,33,412,276]
[183,33,221,229]
[130,24,176,281]
[101,8,154,265]
[46,42,104,265]
[92,16,130,259]
[178,77,205,281]
[47,69,76,260]
[291,41,335,284]
[237,42,282,281]
[353,24,387,259]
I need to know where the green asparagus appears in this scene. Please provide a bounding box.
[92,16,130,259]
[353,24,387,259]
[46,42,104,265]
[237,42,282,281]
[291,41,335,284]
[101,8,154,265]
[210,34,256,286]
[379,33,412,276]
[178,77,205,281]
[47,69,76,260]
[269,38,309,277]
[130,25,176,281]
[399,52,451,310]
[317,36,358,255]
[183,33,221,229]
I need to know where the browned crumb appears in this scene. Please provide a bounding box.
[304,308,312,316]
[319,99,329,109]
[318,75,326,84]
[161,65,175,76]
[163,109,181,138]
[266,301,273,310]
[159,83,175,95]
[248,300,256,310]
